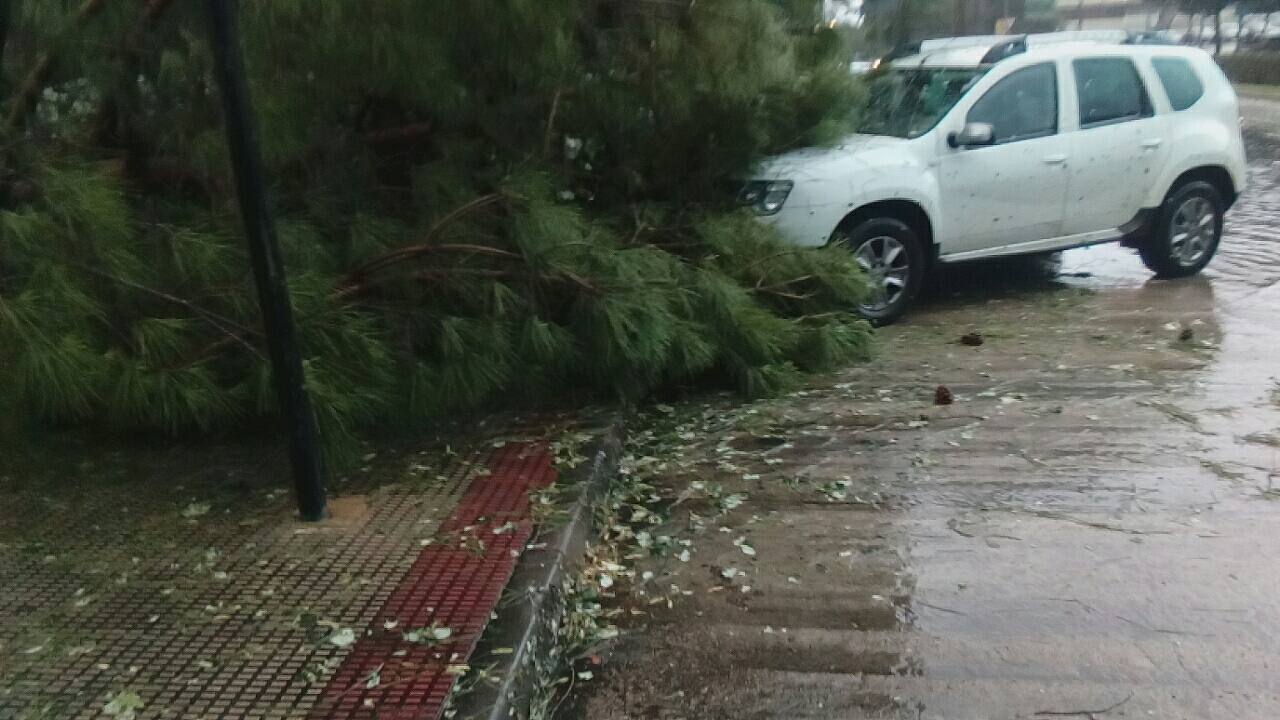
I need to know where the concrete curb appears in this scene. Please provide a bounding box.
[453,414,624,720]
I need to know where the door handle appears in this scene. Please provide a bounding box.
[1141,138,1163,149]
[1042,154,1067,165]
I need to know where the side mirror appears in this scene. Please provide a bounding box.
[947,122,995,149]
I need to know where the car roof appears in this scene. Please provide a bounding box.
[888,31,1209,70]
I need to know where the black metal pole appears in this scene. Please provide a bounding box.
[206,0,326,521]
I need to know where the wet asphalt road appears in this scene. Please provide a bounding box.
[573,97,1280,719]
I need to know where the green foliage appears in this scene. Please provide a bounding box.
[1218,52,1280,84]
[0,0,872,463]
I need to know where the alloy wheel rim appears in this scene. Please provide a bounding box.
[1169,196,1215,267]
[854,235,910,313]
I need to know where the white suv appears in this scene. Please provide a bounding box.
[743,33,1248,323]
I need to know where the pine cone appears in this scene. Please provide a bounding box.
[934,385,954,405]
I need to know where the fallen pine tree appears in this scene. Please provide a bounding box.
[0,0,871,463]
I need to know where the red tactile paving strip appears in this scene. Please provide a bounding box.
[307,443,555,720]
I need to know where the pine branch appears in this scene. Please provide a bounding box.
[337,263,603,303]
[739,248,815,274]
[76,265,265,360]
[5,0,111,134]
[141,0,177,24]
[364,122,434,146]
[754,287,817,301]
[166,335,249,370]
[543,87,564,157]
[132,157,227,197]
[411,268,601,295]
[89,0,184,150]
[753,275,814,294]
[6,56,53,134]
[336,194,507,292]
[336,242,521,297]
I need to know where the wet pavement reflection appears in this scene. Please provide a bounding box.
[572,100,1280,720]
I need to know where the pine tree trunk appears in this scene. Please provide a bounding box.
[0,1,10,76]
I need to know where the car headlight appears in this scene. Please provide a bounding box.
[736,180,793,216]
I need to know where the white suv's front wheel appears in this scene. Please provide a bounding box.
[838,217,926,325]
[1139,181,1224,278]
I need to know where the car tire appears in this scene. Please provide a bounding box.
[837,217,926,326]
[1139,180,1224,278]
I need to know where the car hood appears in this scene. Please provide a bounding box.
[752,134,914,182]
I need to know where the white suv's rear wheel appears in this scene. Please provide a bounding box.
[838,217,926,325]
[1139,180,1224,278]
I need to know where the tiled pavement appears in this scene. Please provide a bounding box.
[0,441,556,720]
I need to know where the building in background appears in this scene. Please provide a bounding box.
[854,0,1272,44]
[1054,0,1161,30]
[1051,0,1277,46]
[860,0,1057,39]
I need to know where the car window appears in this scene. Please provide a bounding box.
[860,68,986,139]
[966,63,1058,144]
[1073,57,1153,127]
[1151,57,1204,111]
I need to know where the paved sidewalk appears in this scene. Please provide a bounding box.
[0,433,562,720]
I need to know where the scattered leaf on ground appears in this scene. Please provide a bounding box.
[103,690,145,719]
[327,627,356,648]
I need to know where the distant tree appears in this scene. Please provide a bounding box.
[1152,0,1228,51]
[1170,0,1230,53]
[1205,0,1230,54]
[861,0,951,46]
[1237,0,1280,38]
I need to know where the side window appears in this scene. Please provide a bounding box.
[1152,57,1204,111]
[966,63,1058,144]
[1073,57,1153,128]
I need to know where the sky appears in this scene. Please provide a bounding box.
[824,0,863,27]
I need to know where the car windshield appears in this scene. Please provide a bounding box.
[858,67,986,139]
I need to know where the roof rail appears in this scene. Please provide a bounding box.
[919,35,1007,53]
[911,29,1130,55]
[1027,29,1129,46]
[887,30,1134,68]
[883,41,922,61]
[981,36,1028,64]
